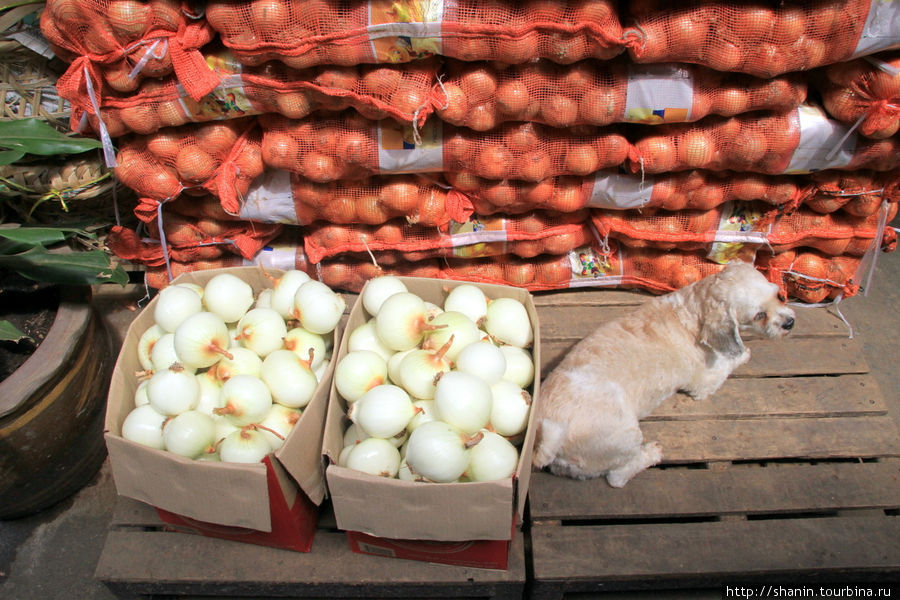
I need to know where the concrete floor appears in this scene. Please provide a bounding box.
[1,215,898,599]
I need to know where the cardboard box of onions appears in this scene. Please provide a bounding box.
[323,276,540,568]
[104,266,342,551]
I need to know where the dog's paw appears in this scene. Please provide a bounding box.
[644,441,663,466]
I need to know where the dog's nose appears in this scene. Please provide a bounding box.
[782,317,795,331]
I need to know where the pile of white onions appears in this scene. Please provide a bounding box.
[335,276,535,483]
[121,270,344,464]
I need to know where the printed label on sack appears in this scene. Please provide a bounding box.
[567,245,624,288]
[852,0,900,58]
[239,170,299,223]
[449,216,508,257]
[368,0,443,63]
[178,74,256,122]
[707,201,770,264]
[624,63,694,124]
[784,105,857,174]
[377,119,443,173]
[588,171,655,209]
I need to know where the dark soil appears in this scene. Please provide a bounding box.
[0,273,60,381]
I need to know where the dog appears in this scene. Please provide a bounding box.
[532,261,795,487]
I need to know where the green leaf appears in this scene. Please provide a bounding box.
[0,320,31,343]
[0,148,26,165]
[0,246,129,286]
[0,227,68,247]
[0,119,102,158]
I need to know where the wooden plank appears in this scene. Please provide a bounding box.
[539,336,869,378]
[529,461,900,521]
[529,516,900,595]
[538,303,849,341]
[649,374,888,420]
[532,289,647,308]
[643,416,900,464]
[96,526,526,599]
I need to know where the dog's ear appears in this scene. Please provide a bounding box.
[699,307,744,358]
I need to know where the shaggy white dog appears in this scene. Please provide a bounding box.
[532,261,795,487]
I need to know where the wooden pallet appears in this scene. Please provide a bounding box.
[528,289,900,598]
[95,497,526,599]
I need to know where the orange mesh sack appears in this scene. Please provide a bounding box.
[436,57,807,131]
[204,0,623,69]
[592,201,898,259]
[805,170,900,216]
[77,53,439,137]
[302,209,592,263]
[42,0,219,109]
[757,249,865,303]
[115,118,264,216]
[817,51,900,139]
[626,105,900,176]
[622,0,900,78]
[107,213,282,267]
[447,169,816,216]
[260,112,630,182]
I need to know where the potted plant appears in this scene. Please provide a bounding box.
[0,117,129,519]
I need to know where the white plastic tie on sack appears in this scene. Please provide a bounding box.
[863,55,900,77]
[855,199,891,296]
[155,198,173,282]
[824,113,866,162]
[789,292,854,338]
[127,38,166,81]
[82,65,118,168]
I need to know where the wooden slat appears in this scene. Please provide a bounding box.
[96,521,526,599]
[538,303,849,341]
[529,461,900,521]
[649,374,888,420]
[539,336,869,378]
[643,416,900,464]
[529,516,900,596]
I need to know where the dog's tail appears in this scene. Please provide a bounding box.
[532,418,566,469]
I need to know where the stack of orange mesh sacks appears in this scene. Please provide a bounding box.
[44,0,900,301]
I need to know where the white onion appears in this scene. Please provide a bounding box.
[405,421,481,483]
[347,318,394,362]
[484,297,533,347]
[387,348,415,385]
[175,282,204,299]
[137,324,166,371]
[292,280,345,335]
[257,404,302,450]
[213,347,263,382]
[500,345,535,388]
[314,358,330,382]
[374,292,434,351]
[284,327,326,370]
[343,422,370,447]
[465,430,519,482]
[202,273,254,323]
[236,308,287,357]
[260,349,318,408]
[218,427,272,463]
[421,311,482,362]
[149,333,184,373]
[362,275,409,316]
[154,285,203,333]
[148,366,200,416]
[347,384,414,439]
[397,458,418,481]
[195,373,224,416]
[433,371,492,435]
[424,301,444,320]
[134,379,150,407]
[443,284,488,325]
[345,437,402,478]
[121,404,167,449]
[338,444,355,467]
[270,269,311,319]
[456,340,506,384]
[162,410,216,458]
[489,380,532,437]
[197,452,221,462]
[215,374,273,426]
[255,288,273,309]
[173,311,233,369]
[335,350,387,403]
[397,343,453,400]
[407,399,439,432]
[214,416,240,444]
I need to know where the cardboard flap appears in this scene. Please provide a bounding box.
[106,433,272,531]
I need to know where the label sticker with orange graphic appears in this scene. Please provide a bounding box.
[567,245,624,287]
[625,63,693,124]
[368,0,443,63]
[377,118,443,173]
[707,201,769,264]
[178,74,257,121]
[449,216,508,258]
